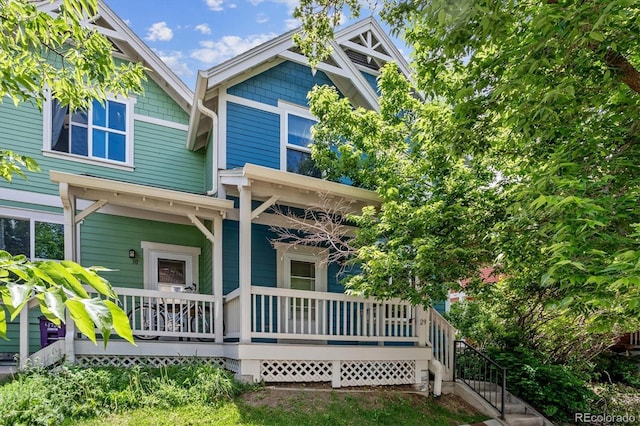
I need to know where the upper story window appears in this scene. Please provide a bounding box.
[44,95,135,169]
[280,102,321,178]
[0,209,64,261]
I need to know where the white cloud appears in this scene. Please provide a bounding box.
[145,22,173,42]
[256,13,268,24]
[228,3,237,8]
[191,33,278,65]
[156,50,193,77]
[248,0,264,4]
[204,0,224,11]
[195,23,212,35]
[284,18,299,30]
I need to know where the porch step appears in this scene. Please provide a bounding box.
[503,413,544,426]
[458,382,550,426]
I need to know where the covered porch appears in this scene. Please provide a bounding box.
[17,167,456,389]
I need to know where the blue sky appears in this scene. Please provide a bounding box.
[104,0,404,90]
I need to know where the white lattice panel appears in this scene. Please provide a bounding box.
[261,360,333,382]
[225,358,240,374]
[75,355,224,369]
[340,360,415,386]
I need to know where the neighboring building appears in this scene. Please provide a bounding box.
[0,1,455,389]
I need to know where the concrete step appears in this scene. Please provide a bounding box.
[503,413,544,426]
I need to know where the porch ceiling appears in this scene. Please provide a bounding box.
[219,164,380,212]
[50,170,234,220]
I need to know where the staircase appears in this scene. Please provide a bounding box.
[454,341,551,426]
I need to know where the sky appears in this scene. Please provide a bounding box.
[104,0,403,90]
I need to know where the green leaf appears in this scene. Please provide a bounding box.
[38,261,90,298]
[6,282,33,310]
[104,300,135,345]
[65,299,96,343]
[60,261,115,298]
[43,289,66,322]
[0,307,6,340]
[81,298,112,347]
[589,31,604,41]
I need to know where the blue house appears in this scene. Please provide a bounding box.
[0,1,455,389]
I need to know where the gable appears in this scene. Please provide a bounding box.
[188,17,409,151]
[36,0,193,113]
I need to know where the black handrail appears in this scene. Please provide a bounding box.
[454,340,506,419]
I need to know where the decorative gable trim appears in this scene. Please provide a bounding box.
[36,1,193,113]
[187,17,410,151]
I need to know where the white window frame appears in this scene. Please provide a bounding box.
[0,207,64,261]
[42,93,136,170]
[275,243,327,292]
[278,101,318,174]
[140,242,200,292]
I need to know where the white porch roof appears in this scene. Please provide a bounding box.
[219,163,380,212]
[50,171,234,221]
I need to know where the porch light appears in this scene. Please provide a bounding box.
[129,249,136,259]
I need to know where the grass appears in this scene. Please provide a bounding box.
[0,363,488,425]
[75,388,489,426]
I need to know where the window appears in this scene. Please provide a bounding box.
[141,242,200,293]
[276,244,327,292]
[280,103,321,177]
[0,210,64,261]
[45,96,134,167]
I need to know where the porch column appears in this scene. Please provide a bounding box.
[60,183,77,363]
[213,214,224,343]
[238,185,252,342]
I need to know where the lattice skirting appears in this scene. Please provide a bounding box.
[261,360,333,382]
[258,359,415,387]
[225,358,241,374]
[75,354,225,369]
[340,360,415,386]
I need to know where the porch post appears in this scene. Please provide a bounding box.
[60,183,76,363]
[238,185,252,343]
[18,303,29,368]
[213,214,224,343]
[417,306,428,347]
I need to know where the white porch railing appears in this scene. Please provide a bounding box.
[630,331,640,346]
[223,288,241,339]
[249,286,418,342]
[86,287,217,341]
[427,307,456,381]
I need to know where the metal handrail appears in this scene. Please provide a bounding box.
[454,340,506,419]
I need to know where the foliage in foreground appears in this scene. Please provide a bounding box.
[1,0,145,344]
[293,0,640,366]
[0,362,244,426]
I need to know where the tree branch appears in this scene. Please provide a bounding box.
[604,49,640,94]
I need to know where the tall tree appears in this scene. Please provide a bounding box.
[294,0,640,353]
[0,0,145,344]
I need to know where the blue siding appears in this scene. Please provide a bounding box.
[222,219,344,294]
[361,71,380,95]
[226,102,280,169]
[228,61,334,107]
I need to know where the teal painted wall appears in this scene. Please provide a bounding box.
[221,219,344,295]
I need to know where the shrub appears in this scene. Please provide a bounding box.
[592,353,640,389]
[0,361,248,425]
[487,346,596,422]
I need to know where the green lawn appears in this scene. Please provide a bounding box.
[74,388,489,426]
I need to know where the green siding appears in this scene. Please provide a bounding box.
[0,65,202,197]
[80,213,207,289]
[1,308,48,358]
[134,77,189,125]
